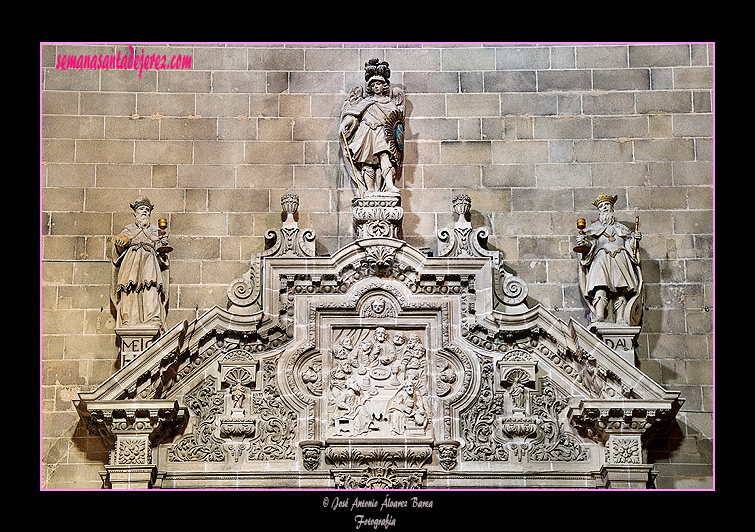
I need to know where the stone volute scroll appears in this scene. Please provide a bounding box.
[574,193,645,364]
[437,193,528,312]
[111,196,171,366]
[227,192,317,316]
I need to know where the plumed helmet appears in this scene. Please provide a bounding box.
[365,58,391,85]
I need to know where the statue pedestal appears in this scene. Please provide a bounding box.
[352,193,403,239]
[116,326,161,367]
[590,324,641,366]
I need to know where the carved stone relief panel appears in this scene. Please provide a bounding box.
[327,325,432,438]
[460,349,589,465]
[166,352,298,465]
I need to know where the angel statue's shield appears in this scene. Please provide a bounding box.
[384,110,405,167]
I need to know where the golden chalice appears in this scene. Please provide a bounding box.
[156,218,173,254]
[573,218,590,254]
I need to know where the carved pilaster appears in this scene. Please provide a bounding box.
[569,399,680,488]
[76,400,188,489]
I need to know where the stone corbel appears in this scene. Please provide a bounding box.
[300,440,325,471]
[434,440,461,471]
[352,194,404,240]
[325,438,432,489]
[75,399,188,489]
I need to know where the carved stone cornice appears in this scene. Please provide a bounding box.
[75,399,188,446]
[568,399,681,444]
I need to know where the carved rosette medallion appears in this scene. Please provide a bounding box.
[113,436,151,465]
[606,435,642,464]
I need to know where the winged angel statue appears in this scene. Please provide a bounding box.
[339,58,405,196]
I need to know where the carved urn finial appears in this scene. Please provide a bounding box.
[281,193,300,229]
[452,193,471,217]
[281,192,300,215]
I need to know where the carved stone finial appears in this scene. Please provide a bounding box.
[281,192,300,228]
[452,193,471,217]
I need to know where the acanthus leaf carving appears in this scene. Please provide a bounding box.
[168,354,297,463]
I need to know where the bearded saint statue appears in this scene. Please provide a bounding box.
[577,193,643,326]
[110,196,170,331]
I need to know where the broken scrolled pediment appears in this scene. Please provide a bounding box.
[75,60,681,490]
[76,186,682,489]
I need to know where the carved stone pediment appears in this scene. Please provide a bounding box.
[76,193,682,490]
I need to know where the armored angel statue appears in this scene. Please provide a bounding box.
[339,58,405,196]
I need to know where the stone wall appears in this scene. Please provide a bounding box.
[40,43,714,489]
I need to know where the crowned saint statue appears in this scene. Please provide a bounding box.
[576,193,644,327]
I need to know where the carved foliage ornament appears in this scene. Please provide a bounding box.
[168,354,297,463]
[461,353,588,464]
[333,467,423,490]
